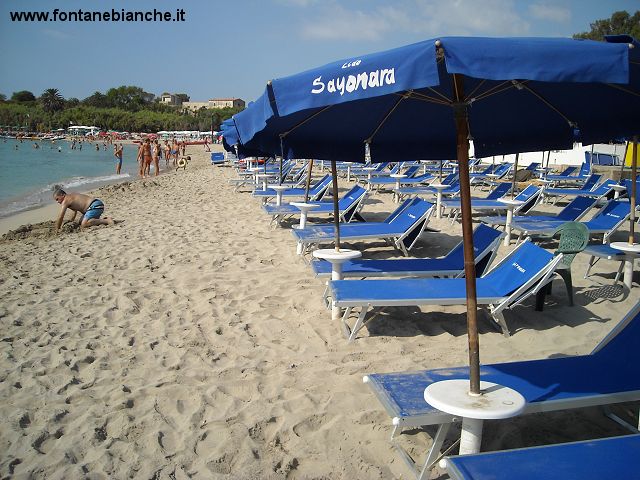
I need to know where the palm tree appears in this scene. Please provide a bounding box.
[40,88,64,113]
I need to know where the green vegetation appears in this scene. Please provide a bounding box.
[573,10,640,41]
[0,85,243,132]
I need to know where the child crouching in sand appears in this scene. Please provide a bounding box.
[52,186,115,231]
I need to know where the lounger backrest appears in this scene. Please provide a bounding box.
[402,165,421,178]
[555,166,577,177]
[525,162,541,171]
[513,185,541,213]
[309,174,331,195]
[581,174,602,191]
[440,173,459,185]
[387,199,433,231]
[556,196,597,221]
[481,242,554,297]
[337,185,367,210]
[492,163,512,178]
[586,200,630,229]
[486,182,512,200]
[578,160,591,177]
[382,198,420,224]
[591,301,640,363]
[444,224,503,275]
[590,179,617,197]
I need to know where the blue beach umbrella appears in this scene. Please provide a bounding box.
[236,35,640,394]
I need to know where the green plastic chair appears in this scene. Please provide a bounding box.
[535,221,590,310]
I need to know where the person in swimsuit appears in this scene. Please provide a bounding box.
[114,143,123,174]
[137,138,152,178]
[151,140,160,176]
[52,186,114,230]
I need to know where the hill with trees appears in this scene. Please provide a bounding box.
[0,85,243,133]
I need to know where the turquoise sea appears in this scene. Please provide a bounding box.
[0,138,139,218]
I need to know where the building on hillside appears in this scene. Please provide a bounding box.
[160,93,181,106]
[182,98,245,112]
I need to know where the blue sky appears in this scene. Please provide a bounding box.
[0,0,637,104]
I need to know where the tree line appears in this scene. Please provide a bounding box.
[0,86,243,133]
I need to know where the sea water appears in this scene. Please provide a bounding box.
[0,139,139,218]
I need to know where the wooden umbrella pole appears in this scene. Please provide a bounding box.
[303,159,315,203]
[330,160,341,251]
[452,73,480,395]
[630,137,637,244]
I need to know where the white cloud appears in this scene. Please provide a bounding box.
[528,3,571,23]
[298,0,531,42]
[42,29,71,40]
[300,4,401,41]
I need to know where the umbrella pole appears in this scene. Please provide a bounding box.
[330,160,341,251]
[303,159,315,203]
[452,74,480,395]
[511,153,519,199]
[630,137,637,244]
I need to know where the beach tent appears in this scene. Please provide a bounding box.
[233,34,640,395]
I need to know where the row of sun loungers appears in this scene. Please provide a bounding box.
[221,151,640,478]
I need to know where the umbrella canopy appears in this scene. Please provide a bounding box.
[239,36,638,163]
[234,34,640,395]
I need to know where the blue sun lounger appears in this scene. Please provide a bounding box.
[311,224,503,279]
[331,241,563,340]
[292,197,435,256]
[444,434,640,480]
[363,300,640,480]
[480,195,598,227]
[510,199,632,242]
[263,184,367,225]
[252,174,332,202]
[444,185,542,223]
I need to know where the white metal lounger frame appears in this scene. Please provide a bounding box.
[336,241,563,342]
[363,300,640,480]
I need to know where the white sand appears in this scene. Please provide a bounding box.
[0,147,637,478]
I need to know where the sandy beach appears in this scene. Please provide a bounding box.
[1,145,637,479]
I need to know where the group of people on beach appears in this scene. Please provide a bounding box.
[134,138,187,178]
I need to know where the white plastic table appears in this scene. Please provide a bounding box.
[270,184,289,206]
[430,183,448,219]
[291,202,321,254]
[424,379,526,457]
[313,249,362,321]
[255,173,275,191]
[497,198,524,246]
[610,242,640,289]
[391,174,407,202]
[611,184,627,199]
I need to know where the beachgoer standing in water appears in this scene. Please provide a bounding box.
[52,186,114,230]
[137,138,152,178]
[151,140,161,176]
[114,143,123,174]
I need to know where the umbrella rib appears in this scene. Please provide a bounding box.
[280,105,334,138]
[472,80,521,102]
[605,83,640,98]
[365,92,409,143]
[518,83,576,128]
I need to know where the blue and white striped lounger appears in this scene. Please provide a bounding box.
[311,224,503,279]
[292,198,435,256]
[445,434,640,480]
[363,301,640,480]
